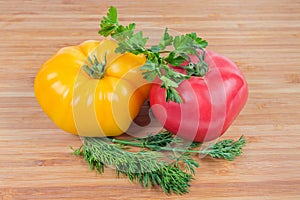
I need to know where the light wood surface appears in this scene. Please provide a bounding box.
[1,0,300,199]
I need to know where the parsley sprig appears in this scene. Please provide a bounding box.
[99,6,208,103]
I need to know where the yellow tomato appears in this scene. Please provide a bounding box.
[34,39,151,137]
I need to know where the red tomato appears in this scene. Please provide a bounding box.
[149,50,248,142]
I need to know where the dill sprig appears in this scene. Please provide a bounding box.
[201,136,247,161]
[73,137,193,195]
[72,132,246,194]
[110,132,246,161]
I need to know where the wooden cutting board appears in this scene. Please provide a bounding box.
[0,0,299,199]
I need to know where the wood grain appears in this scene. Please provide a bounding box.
[1,0,300,199]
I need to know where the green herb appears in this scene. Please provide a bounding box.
[109,132,246,161]
[201,136,247,161]
[72,132,246,194]
[98,6,208,103]
[98,6,135,38]
[72,137,193,195]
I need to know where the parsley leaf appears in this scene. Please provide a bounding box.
[165,52,186,67]
[173,35,198,55]
[115,31,148,54]
[140,61,157,82]
[99,6,136,40]
[158,28,173,50]
[98,6,119,37]
[185,32,208,48]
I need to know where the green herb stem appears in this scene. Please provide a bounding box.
[110,135,246,161]
[110,138,199,153]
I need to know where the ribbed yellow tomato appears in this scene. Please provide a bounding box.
[34,39,150,137]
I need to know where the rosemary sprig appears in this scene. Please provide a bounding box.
[98,6,208,103]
